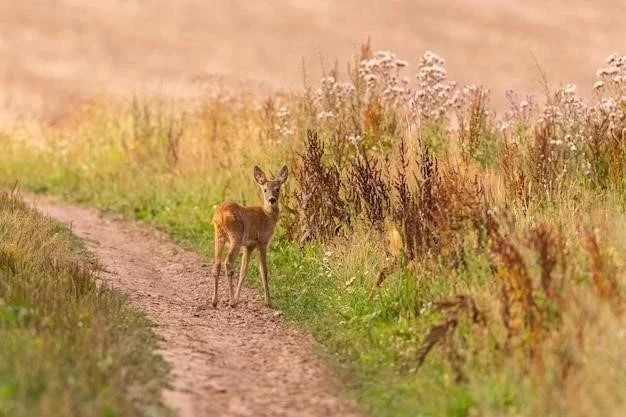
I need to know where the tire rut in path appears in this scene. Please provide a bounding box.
[32,197,361,417]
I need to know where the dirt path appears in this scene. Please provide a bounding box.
[30,196,360,417]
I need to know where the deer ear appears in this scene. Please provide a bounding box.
[253,166,267,185]
[277,165,289,184]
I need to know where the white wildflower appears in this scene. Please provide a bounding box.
[348,133,363,145]
[316,111,334,121]
[498,120,511,133]
[563,84,577,96]
[277,106,289,118]
[364,74,378,83]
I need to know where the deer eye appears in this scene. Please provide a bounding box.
[263,188,267,192]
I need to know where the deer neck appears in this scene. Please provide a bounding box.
[262,204,280,223]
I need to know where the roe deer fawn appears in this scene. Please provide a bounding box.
[211,165,288,308]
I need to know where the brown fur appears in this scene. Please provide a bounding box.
[211,165,288,307]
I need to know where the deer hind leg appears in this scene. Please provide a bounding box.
[232,246,253,307]
[258,245,271,307]
[224,238,242,306]
[212,230,226,307]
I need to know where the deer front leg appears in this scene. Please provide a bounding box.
[232,246,252,307]
[258,245,271,307]
[212,234,226,307]
[224,239,242,306]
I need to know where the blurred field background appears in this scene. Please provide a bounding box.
[0,0,623,121]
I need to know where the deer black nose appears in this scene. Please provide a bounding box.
[269,197,277,204]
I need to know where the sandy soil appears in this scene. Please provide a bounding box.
[1,0,623,120]
[31,196,361,417]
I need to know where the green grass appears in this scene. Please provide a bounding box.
[0,146,480,417]
[0,190,171,417]
[0,155,526,417]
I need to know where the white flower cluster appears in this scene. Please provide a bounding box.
[274,105,295,141]
[498,89,539,135]
[315,75,358,116]
[595,53,626,94]
[409,51,458,120]
[358,51,412,105]
[312,49,466,144]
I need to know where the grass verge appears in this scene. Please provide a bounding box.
[0,189,171,417]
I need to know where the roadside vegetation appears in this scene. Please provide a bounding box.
[2,41,625,416]
[0,189,171,417]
